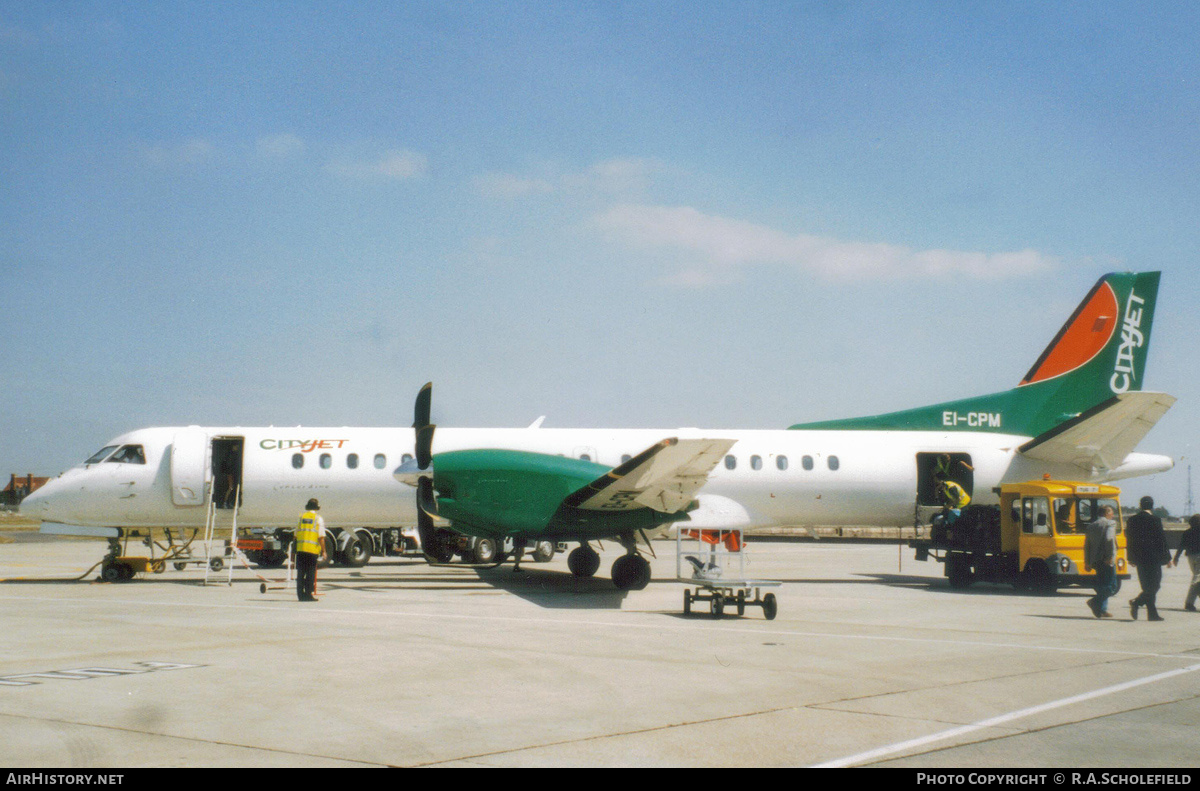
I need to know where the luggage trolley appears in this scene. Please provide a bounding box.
[676,527,780,619]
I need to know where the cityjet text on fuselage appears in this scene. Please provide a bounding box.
[259,439,351,453]
[1110,289,1146,394]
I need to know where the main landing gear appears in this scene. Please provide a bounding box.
[567,540,651,591]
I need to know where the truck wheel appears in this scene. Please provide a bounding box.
[1021,560,1055,594]
[209,557,224,572]
[532,541,555,562]
[258,550,288,569]
[342,535,371,568]
[946,557,973,589]
[472,538,497,564]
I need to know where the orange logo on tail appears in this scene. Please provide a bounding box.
[1020,282,1117,386]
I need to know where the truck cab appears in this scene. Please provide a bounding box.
[913,479,1129,591]
[1000,480,1128,591]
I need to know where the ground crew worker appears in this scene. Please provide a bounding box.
[936,476,971,526]
[295,498,325,602]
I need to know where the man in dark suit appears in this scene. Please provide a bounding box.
[1126,496,1174,621]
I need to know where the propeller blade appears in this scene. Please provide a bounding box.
[416,477,441,561]
[416,424,436,470]
[417,475,439,518]
[413,382,436,470]
[413,381,432,430]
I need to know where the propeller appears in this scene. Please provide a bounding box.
[395,382,445,561]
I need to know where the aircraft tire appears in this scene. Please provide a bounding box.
[532,541,555,563]
[611,554,651,590]
[100,563,122,583]
[568,546,601,578]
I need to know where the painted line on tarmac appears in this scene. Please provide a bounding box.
[813,661,1200,768]
[0,592,1198,665]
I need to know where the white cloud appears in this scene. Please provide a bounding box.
[592,204,1058,286]
[326,149,428,180]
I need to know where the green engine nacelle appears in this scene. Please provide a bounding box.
[431,449,688,540]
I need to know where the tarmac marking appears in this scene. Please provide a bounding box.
[812,661,1200,768]
[1,593,1198,664]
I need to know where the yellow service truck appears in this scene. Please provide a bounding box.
[912,480,1130,592]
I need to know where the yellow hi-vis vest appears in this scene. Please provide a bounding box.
[941,480,971,510]
[296,511,322,556]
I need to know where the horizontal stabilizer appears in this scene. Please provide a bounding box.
[563,437,736,514]
[1019,391,1176,473]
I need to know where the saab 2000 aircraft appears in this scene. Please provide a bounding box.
[22,271,1175,590]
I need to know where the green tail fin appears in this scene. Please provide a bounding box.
[789,272,1161,437]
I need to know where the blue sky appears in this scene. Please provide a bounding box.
[3,2,1198,513]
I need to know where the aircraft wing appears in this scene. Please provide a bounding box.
[562,437,736,514]
[1018,391,1176,473]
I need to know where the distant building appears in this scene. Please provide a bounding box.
[2,474,50,508]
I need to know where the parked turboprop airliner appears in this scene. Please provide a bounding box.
[22,272,1175,589]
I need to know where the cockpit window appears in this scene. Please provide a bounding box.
[106,445,146,465]
[85,446,118,465]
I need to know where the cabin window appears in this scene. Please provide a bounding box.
[621,454,632,464]
[85,446,118,465]
[106,445,146,465]
[828,455,840,471]
[724,455,737,470]
[579,453,591,461]
[401,453,413,464]
[319,453,332,469]
[777,455,788,471]
[802,455,814,471]
[347,453,358,469]
[751,455,762,470]
[292,454,304,469]
[374,454,387,469]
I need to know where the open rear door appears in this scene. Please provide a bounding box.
[171,428,209,506]
[916,452,974,506]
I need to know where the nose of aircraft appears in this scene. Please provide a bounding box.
[18,483,49,517]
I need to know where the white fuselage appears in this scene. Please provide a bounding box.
[21,425,1174,531]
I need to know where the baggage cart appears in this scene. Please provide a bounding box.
[676,527,779,619]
